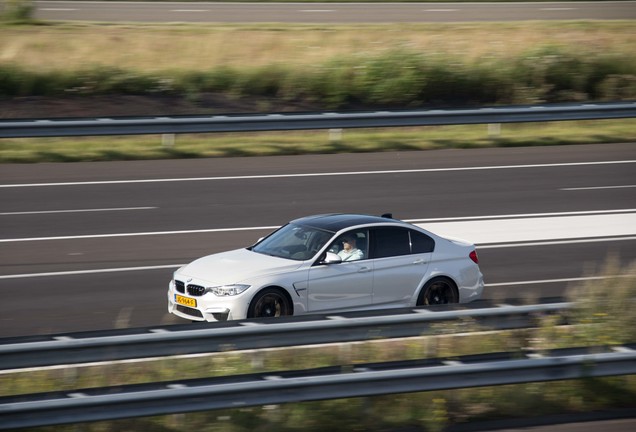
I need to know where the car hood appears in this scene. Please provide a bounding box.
[178,248,303,285]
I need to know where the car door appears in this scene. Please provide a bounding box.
[370,227,433,307]
[306,230,373,312]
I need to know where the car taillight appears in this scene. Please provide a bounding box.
[469,250,479,264]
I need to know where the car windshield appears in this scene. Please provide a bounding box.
[251,223,333,261]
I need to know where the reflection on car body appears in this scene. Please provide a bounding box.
[167,213,484,322]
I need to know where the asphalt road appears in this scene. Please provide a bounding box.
[34,1,636,23]
[1,143,635,337]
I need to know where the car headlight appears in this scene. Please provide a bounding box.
[207,284,250,296]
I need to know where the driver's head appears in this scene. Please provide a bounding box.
[342,235,356,249]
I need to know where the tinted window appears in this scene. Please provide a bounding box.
[372,227,411,258]
[410,230,435,253]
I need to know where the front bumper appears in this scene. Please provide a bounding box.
[167,281,249,322]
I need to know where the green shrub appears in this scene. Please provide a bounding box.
[596,74,636,100]
[585,54,636,98]
[173,66,238,95]
[0,65,70,96]
[563,258,636,346]
[232,64,288,98]
[60,67,166,95]
[1,46,634,106]
[1,0,34,23]
[512,46,636,103]
[278,67,314,102]
[350,50,426,106]
[0,64,23,95]
[303,58,359,108]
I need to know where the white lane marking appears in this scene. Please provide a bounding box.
[1,160,633,188]
[0,207,156,216]
[486,276,613,287]
[561,185,636,191]
[0,264,183,280]
[416,213,636,245]
[478,236,636,248]
[540,8,576,11]
[2,210,636,244]
[406,208,636,223]
[0,225,278,243]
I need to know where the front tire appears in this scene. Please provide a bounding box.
[247,288,292,318]
[417,277,459,305]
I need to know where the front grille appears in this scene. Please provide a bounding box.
[176,304,203,318]
[175,280,185,293]
[187,284,206,296]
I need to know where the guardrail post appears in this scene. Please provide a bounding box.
[162,133,176,147]
[488,123,501,137]
[329,128,343,142]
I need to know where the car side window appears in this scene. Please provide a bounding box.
[371,227,411,258]
[327,230,369,261]
[410,230,435,253]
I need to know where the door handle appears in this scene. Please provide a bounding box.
[358,267,372,273]
[412,259,426,264]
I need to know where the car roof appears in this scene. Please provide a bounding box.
[291,213,406,233]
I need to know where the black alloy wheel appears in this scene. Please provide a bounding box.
[419,277,459,305]
[248,289,292,318]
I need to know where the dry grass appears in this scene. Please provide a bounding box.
[1,21,635,72]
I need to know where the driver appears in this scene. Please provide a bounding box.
[338,235,364,261]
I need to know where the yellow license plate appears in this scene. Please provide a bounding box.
[175,294,197,308]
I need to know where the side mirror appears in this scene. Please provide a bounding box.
[321,252,342,264]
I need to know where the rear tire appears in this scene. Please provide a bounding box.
[417,277,459,305]
[247,288,292,318]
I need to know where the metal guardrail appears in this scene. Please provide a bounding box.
[0,302,570,370]
[1,102,635,138]
[1,344,634,429]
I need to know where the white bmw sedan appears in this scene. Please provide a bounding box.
[168,213,484,322]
